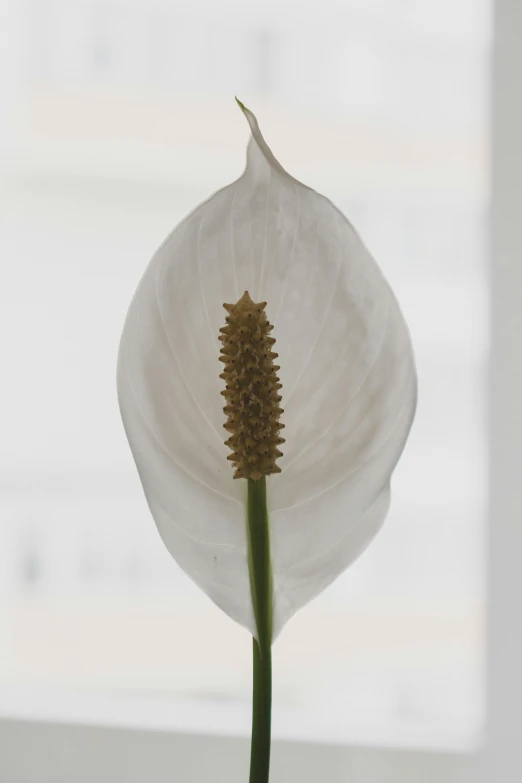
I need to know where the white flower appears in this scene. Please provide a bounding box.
[117,102,417,641]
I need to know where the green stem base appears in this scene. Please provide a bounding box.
[250,638,272,783]
[247,477,273,783]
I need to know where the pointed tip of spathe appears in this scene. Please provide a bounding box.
[234,96,299,190]
[234,96,248,114]
[235,97,257,127]
[235,98,258,150]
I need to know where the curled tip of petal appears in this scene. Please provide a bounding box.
[235,98,301,187]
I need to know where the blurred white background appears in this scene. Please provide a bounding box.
[0,0,489,754]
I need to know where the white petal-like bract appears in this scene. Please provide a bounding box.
[117,103,417,640]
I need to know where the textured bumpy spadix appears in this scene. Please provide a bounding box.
[117,101,417,640]
[220,291,285,480]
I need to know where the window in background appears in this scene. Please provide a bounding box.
[0,0,489,749]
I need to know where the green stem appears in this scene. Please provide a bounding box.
[247,477,273,783]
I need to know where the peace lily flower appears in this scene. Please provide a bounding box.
[117,100,416,782]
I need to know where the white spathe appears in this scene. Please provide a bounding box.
[117,103,417,641]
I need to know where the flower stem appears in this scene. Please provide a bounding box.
[247,477,273,783]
